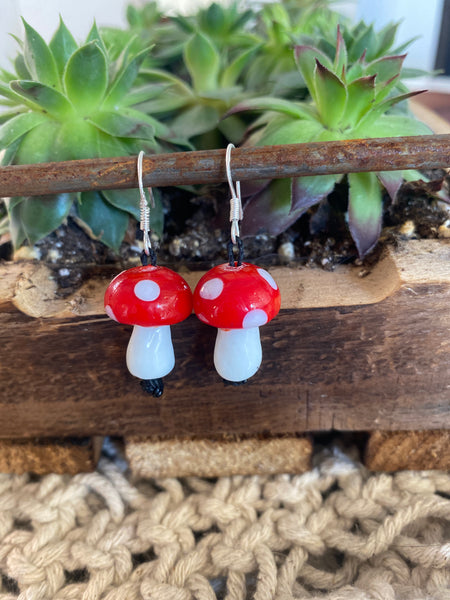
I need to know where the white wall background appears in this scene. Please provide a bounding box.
[356,0,445,72]
[0,0,445,73]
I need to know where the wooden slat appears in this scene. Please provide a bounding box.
[0,240,449,437]
[0,438,103,474]
[365,431,450,471]
[126,435,312,478]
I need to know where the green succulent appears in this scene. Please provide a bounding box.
[101,3,184,69]
[244,2,344,96]
[0,18,173,251]
[137,29,260,148]
[170,1,257,54]
[226,27,433,257]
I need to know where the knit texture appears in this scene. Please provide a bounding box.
[0,443,448,600]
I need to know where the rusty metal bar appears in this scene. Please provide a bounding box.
[0,135,448,198]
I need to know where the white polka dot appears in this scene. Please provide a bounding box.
[242,309,268,328]
[199,277,224,300]
[134,280,160,301]
[105,304,118,322]
[257,268,278,290]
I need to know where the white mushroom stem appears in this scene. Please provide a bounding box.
[126,325,175,380]
[214,327,262,382]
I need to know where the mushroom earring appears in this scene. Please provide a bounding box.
[104,152,193,397]
[193,144,281,384]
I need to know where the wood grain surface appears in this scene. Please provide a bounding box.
[0,240,449,438]
[0,437,102,474]
[126,435,312,478]
[365,430,450,471]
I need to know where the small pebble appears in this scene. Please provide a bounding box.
[169,237,183,257]
[438,219,450,239]
[278,241,295,261]
[13,246,41,261]
[58,268,70,277]
[399,220,416,238]
[47,248,62,262]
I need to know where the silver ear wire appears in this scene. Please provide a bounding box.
[137,150,154,256]
[225,143,243,245]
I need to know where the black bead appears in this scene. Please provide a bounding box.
[140,378,164,397]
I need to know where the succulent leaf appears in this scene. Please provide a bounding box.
[5,199,27,247]
[102,188,141,220]
[10,81,74,119]
[294,45,332,101]
[21,19,60,90]
[53,120,99,160]
[88,111,155,140]
[342,75,375,127]
[14,54,31,80]
[376,171,404,201]
[170,104,220,138]
[365,54,406,84]
[243,177,302,236]
[0,81,35,108]
[220,45,261,88]
[201,2,226,35]
[49,17,78,78]
[291,175,339,213]
[314,60,347,128]
[64,42,108,113]
[256,114,323,146]
[14,121,60,163]
[401,169,427,183]
[184,32,220,93]
[170,15,196,35]
[349,23,376,62]
[85,21,108,56]
[0,111,47,147]
[77,191,129,251]
[103,48,150,109]
[121,83,168,107]
[95,131,129,158]
[348,172,383,257]
[224,96,316,120]
[356,113,432,138]
[120,107,169,140]
[377,22,400,56]
[355,90,427,131]
[334,25,347,78]
[19,193,73,244]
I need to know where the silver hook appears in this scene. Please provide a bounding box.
[137,151,155,256]
[226,143,243,245]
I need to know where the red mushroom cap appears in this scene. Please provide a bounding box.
[104,265,193,327]
[193,263,281,329]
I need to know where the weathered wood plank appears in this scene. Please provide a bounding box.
[0,437,102,474]
[126,435,312,478]
[365,430,450,471]
[0,240,449,437]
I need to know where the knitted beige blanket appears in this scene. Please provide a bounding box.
[0,444,448,600]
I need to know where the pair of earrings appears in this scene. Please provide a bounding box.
[104,147,281,397]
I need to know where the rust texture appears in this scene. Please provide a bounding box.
[0,135,449,197]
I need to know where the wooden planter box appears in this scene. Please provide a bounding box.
[1,238,448,441]
[1,127,449,473]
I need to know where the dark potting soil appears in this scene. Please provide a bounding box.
[1,172,449,296]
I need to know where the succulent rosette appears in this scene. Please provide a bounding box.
[226,27,436,257]
[0,19,177,250]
